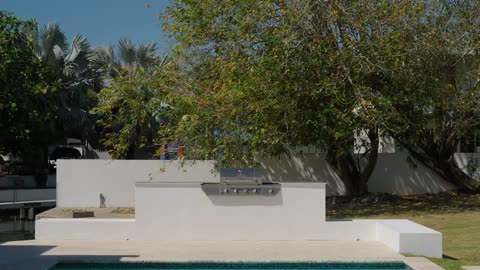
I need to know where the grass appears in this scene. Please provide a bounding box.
[327,191,480,270]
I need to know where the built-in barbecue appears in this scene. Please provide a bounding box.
[201,168,281,196]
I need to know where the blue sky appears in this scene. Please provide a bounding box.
[0,0,171,53]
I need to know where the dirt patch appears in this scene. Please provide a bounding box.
[327,191,480,219]
[110,207,135,215]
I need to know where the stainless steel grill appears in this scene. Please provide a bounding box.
[201,168,281,196]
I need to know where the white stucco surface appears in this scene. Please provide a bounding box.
[56,160,219,207]
[375,220,442,258]
[368,152,456,195]
[260,153,457,195]
[134,182,326,240]
[35,218,135,241]
[36,181,442,258]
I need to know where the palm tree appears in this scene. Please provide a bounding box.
[93,37,168,81]
[33,23,101,145]
[92,38,170,159]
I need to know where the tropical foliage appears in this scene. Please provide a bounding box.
[92,68,177,159]
[0,11,57,157]
[93,38,168,79]
[32,23,101,144]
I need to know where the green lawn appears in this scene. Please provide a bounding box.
[327,192,480,270]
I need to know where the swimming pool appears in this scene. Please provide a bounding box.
[51,262,412,270]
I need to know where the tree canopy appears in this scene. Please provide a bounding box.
[161,0,480,195]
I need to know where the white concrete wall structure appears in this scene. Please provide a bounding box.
[368,152,456,195]
[260,153,456,195]
[35,218,135,240]
[55,153,478,202]
[376,220,442,258]
[35,181,442,258]
[56,160,219,207]
[134,182,326,240]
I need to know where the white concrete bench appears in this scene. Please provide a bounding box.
[375,219,442,258]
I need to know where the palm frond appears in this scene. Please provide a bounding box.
[118,37,137,69]
[38,23,67,65]
[66,35,92,68]
[137,42,159,69]
[157,54,170,68]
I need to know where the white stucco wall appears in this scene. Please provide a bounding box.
[368,152,456,194]
[259,154,346,195]
[375,220,442,258]
[260,153,456,195]
[134,182,326,240]
[56,160,219,208]
[35,218,135,240]
[56,151,472,208]
[36,181,443,257]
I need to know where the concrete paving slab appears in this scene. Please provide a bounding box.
[462,267,480,270]
[0,240,404,270]
[404,257,444,270]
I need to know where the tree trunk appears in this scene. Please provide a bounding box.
[126,144,136,159]
[326,128,379,197]
[327,148,364,197]
[437,159,480,191]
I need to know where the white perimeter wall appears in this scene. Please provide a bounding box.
[260,153,457,195]
[56,160,219,208]
[56,152,476,207]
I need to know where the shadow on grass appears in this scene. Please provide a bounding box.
[442,254,459,261]
[327,191,480,219]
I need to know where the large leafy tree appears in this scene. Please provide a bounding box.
[384,1,480,191]
[161,1,430,196]
[0,11,57,157]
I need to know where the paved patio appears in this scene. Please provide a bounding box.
[0,240,443,270]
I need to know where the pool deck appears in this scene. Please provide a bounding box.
[0,240,442,270]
